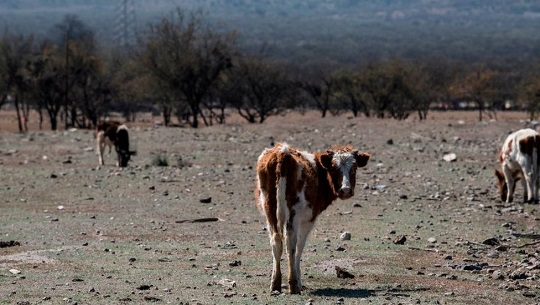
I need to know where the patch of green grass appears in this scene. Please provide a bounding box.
[151,154,168,167]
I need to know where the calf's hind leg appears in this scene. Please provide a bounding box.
[270,231,283,292]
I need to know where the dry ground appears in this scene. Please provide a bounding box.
[1,110,540,305]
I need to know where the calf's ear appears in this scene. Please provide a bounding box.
[319,151,334,170]
[355,152,370,167]
[129,150,137,156]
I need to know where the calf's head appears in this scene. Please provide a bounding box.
[115,126,136,167]
[116,148,136,167]
[320,146,370,200]
[494,169,518,202]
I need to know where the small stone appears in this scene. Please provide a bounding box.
[199,197,212,203]
[335,266,355,279]
[393,235,407,245]
[443,153,457,162]
[340,232,351,241]
[492,270,505,280]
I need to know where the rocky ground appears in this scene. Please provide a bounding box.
[1,110,540,305]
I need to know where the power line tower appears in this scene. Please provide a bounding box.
[114,0,137,48]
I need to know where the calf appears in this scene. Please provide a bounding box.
[255,143,370,294]
[96,120,135,167]
[495,128,540,203]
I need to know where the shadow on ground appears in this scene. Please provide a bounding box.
[310,288,378,298]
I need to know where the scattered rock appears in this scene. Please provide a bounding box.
[199,197,212,203]
[340,232,351,241]
[0,240,20,248]
[335,266,355,279]
[482,238,500,246]
[393,235,407,245]
[509,268,528,280]
[143,296,162,302]
[216,278,236,288]
[492,270,505,280]
[443,153,457,162]
[229,260,241,267]
[136,284,152,290]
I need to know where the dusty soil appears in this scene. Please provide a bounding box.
[1,110,540,305]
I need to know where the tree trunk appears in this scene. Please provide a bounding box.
[14,95,24,133]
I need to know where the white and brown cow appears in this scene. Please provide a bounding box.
[495,128,540,203]
[96,120,135,167]
[255,142,370,294]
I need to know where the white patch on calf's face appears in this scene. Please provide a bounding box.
[332,151,356,190]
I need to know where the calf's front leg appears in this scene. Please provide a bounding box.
[289,218,315,294]
[97,133,106,165]
[503,167,515,203]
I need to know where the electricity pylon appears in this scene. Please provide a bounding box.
[114,0,137,48]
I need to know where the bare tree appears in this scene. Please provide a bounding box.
[0,32,35,132]
[26,42,64,130]
[140,8,235,128]
[298,64,342,118]
[52,14,97,129]
[222,55,291,124]
[353,60,416,120]
[334,71,369,117]
[519,64,540,120]
[405,58,453,120]
[449,65,501,121]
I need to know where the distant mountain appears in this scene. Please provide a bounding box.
[1,0,539,65]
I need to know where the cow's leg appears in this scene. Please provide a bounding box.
[291,218,315,294]
[269,230,283,293]
[97,132,105,165]
[530,170,539,204]
[520,178,528,203]
[285,217,300,294]
[503,167,515,203]
[521,166,534,203]
[116,150,121,167]
[532,160,540,203]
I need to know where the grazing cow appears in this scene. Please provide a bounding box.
[96,120,135,167]
[255,143,370,294]
[495,128,540,203]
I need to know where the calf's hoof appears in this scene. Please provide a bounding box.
[288,280,302,294]
[270,280,282,294]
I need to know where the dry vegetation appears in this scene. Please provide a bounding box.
[1,110,540,305]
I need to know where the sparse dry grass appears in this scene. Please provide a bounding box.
[0,110,539,304]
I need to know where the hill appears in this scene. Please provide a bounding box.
[1,0,540,64]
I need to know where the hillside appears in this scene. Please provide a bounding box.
[1,0,540,64]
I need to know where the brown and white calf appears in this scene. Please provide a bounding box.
[96,120,135,167]
[495,128,540,203]
[255,143,370,294]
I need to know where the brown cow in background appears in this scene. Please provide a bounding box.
[96,120,136,167]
